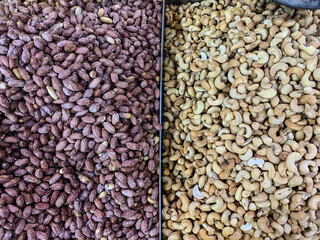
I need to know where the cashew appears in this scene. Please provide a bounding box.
[193,185,204,200]
[168,232,180,240]
[180,194,190,212]
[194,100,205,114]
[235,170,250,183]
[257,89,277,99]
[290,193,309,210]
[163,176,173,191]
[308,195,320,210]
[189,201,201,216]
[242,179,259,192]
[255,51,269,66]
[305,144,317,160]
[270,62,288,76]
[248,157,265,168]
[313,68,320,81]
[274,187,293,200]
[299,44,317,55]
[299,161,316,174]
[241,222,253,232]
[262,162,276,179]
[271,221,284,237]
[257,217,272,233]
[288,176,304,188]
[185,146,195,160]
[301,71,316,87]
[267,47,282,63]
[286,152,302,173]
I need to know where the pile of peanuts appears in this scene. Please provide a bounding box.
[0,0,161,239]
[162,0,320,239]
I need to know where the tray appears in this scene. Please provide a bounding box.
[159,0,320,239]
[274,0,320,9]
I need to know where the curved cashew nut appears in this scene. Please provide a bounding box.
[163,176,173,191]
[287,66,304,78]
[255,51,269,66]
[303,222,318,237]
[308,195,320,210]
[279,56,297,66]
[313,68,320,81]
[270,37,283,47]
[305,144,317,160]
[170,150,182,161]
[261,172,272,189]
[194,100,205,115]
[210,196,226,213]
[164,112,174,122]
[290,193,309,210]
[238,124,253,139]
[168,232,180,240]
[275,27,290,39]
[222,227,235,237]
[274,187,293,200]
[252,192,268,202]
[283,41,296,56]
[271,221,284,237]
[290,98,304,113]
[218,152,236,170]
[257,217,273,233]
[266,147,280,164]
[230,87,246,99]
[190,62,202,72]
[286,152,302,173]
[258,88,277,99]
[240,149,253,161]
[239,62,252,75]
[273,172,289,185]
[235,170,250,183]
[306,56,318,71]
[268,127,283,143]
[237,17,254,31]
[207,212,221,225]
[268,47,282,63]
[199,229,216,240]
[208,62,222,79]
[262,162,276,179]
[162,206,171,220]
[176,52,189,70]
[252,68,264,82]
[180,194,190,212]
[231,143,248,154]
[177,72,190,82]
[270,62,288,76]
[288,175,304,188]
[185,146,195,160]
[189,201,201,216]
[181,17,193,28]
[254,27,268,40]
[299,160,316,174]
[301,71,316,88]
[242,179,259,192]
[231,40,245,51]
[181,220,193,234]
[299,44,317,55]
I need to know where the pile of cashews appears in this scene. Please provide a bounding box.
[162,0,320,239]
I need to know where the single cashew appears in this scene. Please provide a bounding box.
[274,187,293,200]
[308,195,320,210]
[286,152,302,173]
